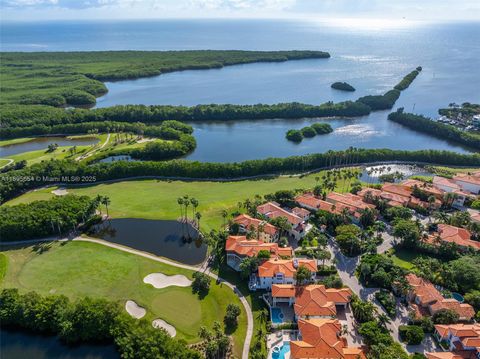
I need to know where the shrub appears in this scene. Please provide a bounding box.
[191,272,210,296]
[432,309,459,324]
[399,325,424,345]
[224,304,241,329]
[375,290,396,317]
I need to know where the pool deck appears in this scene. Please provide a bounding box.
[267,330,297,359]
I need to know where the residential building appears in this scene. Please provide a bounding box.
[453,173,480,195]
[232,214,279,242]
[433,176,473,207]
[426,224,480,251]
[290,318,366,359]
[296,193,355,218]
[255,258,317,290]
[325,192,375,223]
[225,235,293,271]
[427,324,480,358]
[257,201,311,240]
[405,274,475,321]
[271,284,352,319]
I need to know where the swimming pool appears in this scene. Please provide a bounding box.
[451,292,464,303]
[271,307,285,324]
[272,341,290,359]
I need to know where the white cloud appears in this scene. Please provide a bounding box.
[1,0,478,20]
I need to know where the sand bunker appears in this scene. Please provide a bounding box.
[52,187,68,196]
[143,273,192,289]
[125,300,146,319]
[152,319,176,337]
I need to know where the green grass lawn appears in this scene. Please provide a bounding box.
[8,145,92,165]
[0,241,247,356]
[5,171,354,232]
[389,248,420,270]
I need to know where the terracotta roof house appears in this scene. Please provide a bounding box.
[290,319,366,359]
[453,173,480,195]
[427,324,480,358]
[254,258,317,290]
[225,235,293,271]
[325,192,375,222]
[402,179,445,199]
[271,284,352,317]
[232,214,279,242]
[426,224,480,251]
[383,183,441,209]
[433,176,476,207]
[257,202,311,240]
[405,274,475,321]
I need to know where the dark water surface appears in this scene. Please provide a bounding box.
[91,218,207,265]
[1,20,479,161]
[0,328,118,359]
[0,137,99,157]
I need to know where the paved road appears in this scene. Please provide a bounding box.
[1,235,254,359]
[327,233,438,354]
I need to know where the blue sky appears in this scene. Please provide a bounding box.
[1,0,479,21]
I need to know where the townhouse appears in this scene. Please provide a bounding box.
[426,224,480,251]
[257,201,311,240]
[405,274,475,322]
[427,324,480,359]
[291,318,366,359]
[433,176,473,207]
[255,258,317,290]
[271,284,352,319]
[225,235,293,271]
[453,172,480,195]
[232,214,279,242]
[325,192,376,223]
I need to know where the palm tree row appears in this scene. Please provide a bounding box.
[95,194,111,219]
[177,195,202,239]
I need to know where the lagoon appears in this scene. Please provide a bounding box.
[90,218,207,265]
[0,137,99,158]
[2,20,479,162]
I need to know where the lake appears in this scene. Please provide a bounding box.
[90,218,207,265]
[0,328,118,359]
[1,19,479,162]
[0,137,99,158]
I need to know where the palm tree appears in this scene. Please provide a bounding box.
[95,195,103,215]
[177,197,184,221]
[101,196,111,218]
[221,210,228,229]
[195,212,202,231]
[190,197,199,221]
[377,313,392,330]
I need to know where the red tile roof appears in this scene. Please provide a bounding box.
[294,285,352,317]
[291,319,366,359]
[233,214,278,236]
[271,284,296,298]
[406,274,475,320]
[454,173,480,186]
[427,224,480,251]
[433,176,462,191]
[225,235,293,258]
[257,202,303,226]
[257,258,317,278]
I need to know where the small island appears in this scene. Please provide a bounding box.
[286,123,333,142]
[331,81,356,92]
